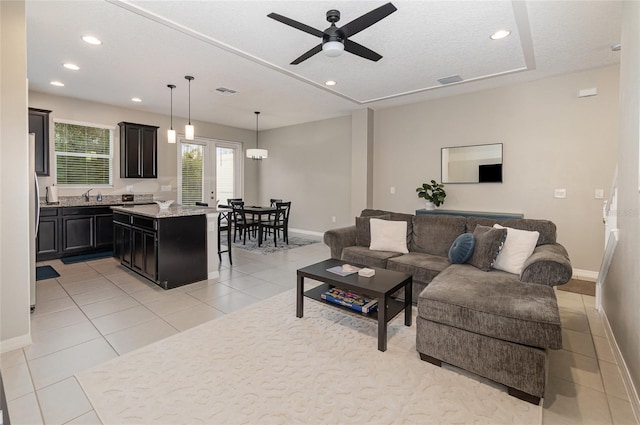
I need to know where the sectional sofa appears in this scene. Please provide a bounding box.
[323,209,572,404]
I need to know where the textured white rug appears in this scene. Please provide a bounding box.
[77,290,541,424]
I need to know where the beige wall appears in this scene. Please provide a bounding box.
[604,0,640,405]
[28,91,258,204]
[1,0,32,350]
[373,65,620,272]
[257,116,352,233]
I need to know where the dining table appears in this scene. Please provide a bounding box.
[220,205,278,246]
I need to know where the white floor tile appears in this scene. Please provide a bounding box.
[543,376,612,424]
[35,279,68,302]
[1,348,27,369]
[548,349,604,392]
[62,277,119,296]
[606,394,638,425]
[104,318,178,355]
[186,282,237,302]
[224,274,270,291]
[7,392,44,425]
[2,362,34,401]
[155,303,225,332]
[37,377,93,424]
[143,292,202,316]
[80,294,141,319]
[30,307,89,337]
[593,335,617,364]
[560,310,591,334]
[91,305,157,335]
[206,291,260,314]
[599,360,630,400]
[242,281,289,300]
[25,321,102,361]
[56,270,103,286]
[70,285,127,306]
[66,410,102,424]
[562,328,597,358]
[31,295,77,318]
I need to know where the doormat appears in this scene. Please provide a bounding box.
[557,278,596,297]
[232,236,318,254]
[61,251,113,264]
[36,265,60,281]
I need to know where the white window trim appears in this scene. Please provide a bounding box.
[53,118,115,188]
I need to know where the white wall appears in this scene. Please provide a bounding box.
[373,65,620,272]
[1,0,32,351]
[28,91,258,204]
[604,0,640,407]
[257,116,352,233]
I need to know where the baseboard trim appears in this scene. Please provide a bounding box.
[288,228,324,238]
[572,268,598,282]
[602,309,640,423]
[0,333,32,354]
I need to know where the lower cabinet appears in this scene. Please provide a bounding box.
[37,206,114,261]
[113,210,206,289]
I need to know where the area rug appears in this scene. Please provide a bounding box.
[557,278,596,296]
[76,290,540,424]
[60,250,113,264]
[232,235,319,254]
[35,265,60,281]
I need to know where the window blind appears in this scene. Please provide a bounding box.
[181,143,204,206]
[54,121,113,186]
[216,146,235,205]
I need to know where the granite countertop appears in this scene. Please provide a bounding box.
[40,194,154,208]
[111,204,224,219]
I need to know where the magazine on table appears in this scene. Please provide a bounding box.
[321,287,378,314]
[326,264,361,276]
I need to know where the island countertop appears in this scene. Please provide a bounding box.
[111,204,227,219]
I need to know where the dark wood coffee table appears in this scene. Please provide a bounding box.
[296,258,412,352]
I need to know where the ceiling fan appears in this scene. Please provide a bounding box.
[267,2,397,65]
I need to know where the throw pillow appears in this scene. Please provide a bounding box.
[492,224,540,275]
[448,233,475,264]
[467,225,507,271]
[369,218,409,253]
[355,214,390,247]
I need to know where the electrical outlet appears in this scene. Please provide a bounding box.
[554,189,567,199]
[595,188,604,199]
[126,185,133,193]
[390,186,395,194]
[161,185,171,192]
[332,216,336,223]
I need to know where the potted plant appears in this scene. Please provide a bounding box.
[416,180,446,210]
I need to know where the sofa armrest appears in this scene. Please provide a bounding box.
[520,243,572,286]
[323,226,357,260]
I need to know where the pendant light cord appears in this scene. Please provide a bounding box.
[255,111,260,148]
[185,76,194,125]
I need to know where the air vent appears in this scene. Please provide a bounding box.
[215,87,237,95]
[437,75,463,85]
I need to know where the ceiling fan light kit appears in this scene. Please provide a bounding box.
[185,75,195,140]
[247,111,268,160]
[268,2,397,65]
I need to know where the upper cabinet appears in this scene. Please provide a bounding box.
[118,122,159,178]
[28,108,52,176]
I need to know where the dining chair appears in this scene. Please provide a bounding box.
[266,199,283,236]
[258,201,291,247]
[196,202,232,265]
[230,201,257,244]
[226,198,242,208]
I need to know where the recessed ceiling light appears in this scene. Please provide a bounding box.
[131,97,142,103]
[490,30,511,40]
[82,35,102,45]
[50,81,64,87]
[325,80,337,86]
[63,63,80,71]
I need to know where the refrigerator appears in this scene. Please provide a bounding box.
[29,133,39,311]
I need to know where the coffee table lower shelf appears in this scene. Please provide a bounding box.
[304,283,406,321]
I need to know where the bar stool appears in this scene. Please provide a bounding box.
[196,202,232,265]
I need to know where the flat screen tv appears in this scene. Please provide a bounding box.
[478,164,502,183]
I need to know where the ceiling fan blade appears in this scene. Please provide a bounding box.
[339,2,397,38]
[290,44,323,65]
[267,13,324,38]
[344,39,382,62]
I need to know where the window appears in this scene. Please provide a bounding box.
[54,120,113,186]
[180,143,204,206]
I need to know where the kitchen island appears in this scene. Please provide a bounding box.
[112,204,221,289]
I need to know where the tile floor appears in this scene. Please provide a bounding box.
[1,234,638,424]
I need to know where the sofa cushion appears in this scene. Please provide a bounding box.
[355,214,390,247]
[465,217,556,246]
[448,233,475,264]
[410,215,467,256]
[468,225,507,271]
[369,219,409,253]
[360,209,413,246]
[387,252,451,285]
[341,246,403,269]
[493,224,539,274]
[418,264,562,349]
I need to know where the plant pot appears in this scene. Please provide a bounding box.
[425,201,435,210]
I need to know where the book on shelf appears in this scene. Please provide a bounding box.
[321,287,378,314]
[326,264,361,276]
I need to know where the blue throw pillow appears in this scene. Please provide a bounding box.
[448,233,475,264]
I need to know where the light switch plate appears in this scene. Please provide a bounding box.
[554,189,567,199]
[161,185,171,192]
[595,188,604,199]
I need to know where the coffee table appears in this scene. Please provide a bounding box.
[296,258,412,352]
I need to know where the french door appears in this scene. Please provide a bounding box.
[177,137,242,206]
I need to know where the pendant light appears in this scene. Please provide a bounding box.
[167,84,176,144]
[246,111,268,160]
[184,75,195,140]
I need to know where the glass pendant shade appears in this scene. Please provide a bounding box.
[185,124,194,140]
[167,129,176,144]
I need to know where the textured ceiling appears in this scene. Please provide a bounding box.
[26,1,622,130]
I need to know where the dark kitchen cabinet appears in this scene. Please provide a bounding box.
[36,208,60,259]
[95,214,115,249]
[60,206,114,255]
[112,209,206,289]
[118,122,158,178]
[62,216,94,252]
[28,108,52,176]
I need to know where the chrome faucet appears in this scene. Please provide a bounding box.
[83,189,93,201]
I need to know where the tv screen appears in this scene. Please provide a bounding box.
[478,164,502,183]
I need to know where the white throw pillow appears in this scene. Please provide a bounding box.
[369,218,409,254]
[492,224,539,275]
